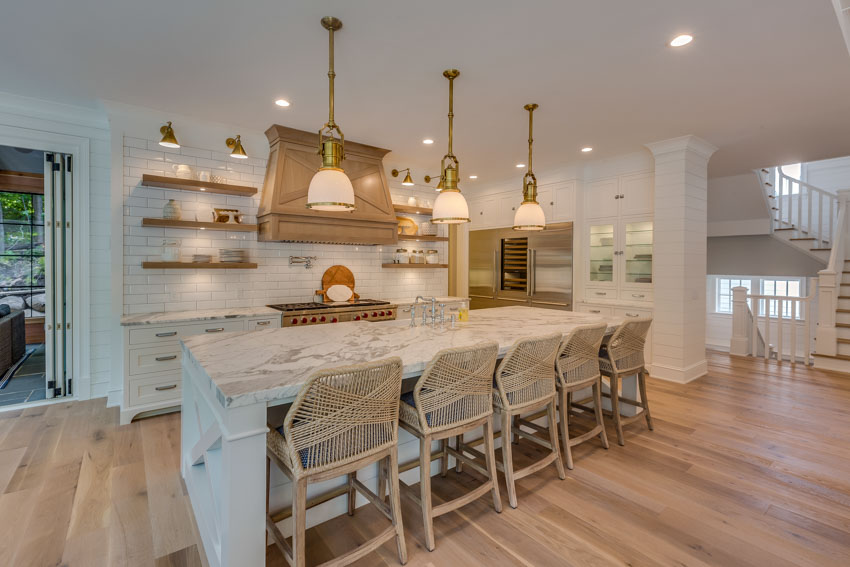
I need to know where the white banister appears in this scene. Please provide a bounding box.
[766,167,838,243]
[815,189,850,356]
[731,287,816,365]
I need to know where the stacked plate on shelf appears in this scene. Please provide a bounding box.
[192,254,213,263]
[219,249,247,263]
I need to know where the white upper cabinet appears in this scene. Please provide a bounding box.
[585,172,653,219]
[466,179,576,230]
[550,180,576,221]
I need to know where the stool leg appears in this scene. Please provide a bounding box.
[265,456,271,517]
[566,391,573,425]
[482,417,502,513]
[420,436,436,551]
[377,457,388,503]
[387,448,408,565]
[511,414,520,444]
[440,439,448,477]
[593,379,610,449]
[547,399,566,480]
[347,472,356,516]
[609,374,625,446]
[501,411,518,509]
[558,387,573,470]
[638,369,654,431]
[454,434,463,473]
[292,477,308,567]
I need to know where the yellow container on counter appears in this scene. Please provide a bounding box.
[458,299,469,321]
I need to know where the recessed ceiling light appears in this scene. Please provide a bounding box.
[669,34,693,47]
[422,138,434,145]
[581,147,593,153]
[469,175,477,179]
[275,99,291,107]
[516,163,525,168]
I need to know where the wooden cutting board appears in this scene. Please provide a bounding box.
[315,265,360,303]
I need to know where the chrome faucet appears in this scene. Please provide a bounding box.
[414,296,438,326]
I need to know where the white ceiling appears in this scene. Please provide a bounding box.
[2,0,850,184]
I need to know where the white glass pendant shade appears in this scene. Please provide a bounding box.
[306,168,355,211]
[513,201,546,230]
[432,190,469,224]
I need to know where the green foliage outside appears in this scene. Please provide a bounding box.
[0,192,45,288]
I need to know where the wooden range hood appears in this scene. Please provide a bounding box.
[257,125,399,245]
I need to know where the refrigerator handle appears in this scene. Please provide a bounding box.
[492,249,498,297]
[526,248,532,296]
[528,249,536,297]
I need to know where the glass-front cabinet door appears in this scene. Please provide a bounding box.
[622,220,653,286]
[588,223,615,285]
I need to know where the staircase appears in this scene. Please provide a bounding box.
[755,167,837,264]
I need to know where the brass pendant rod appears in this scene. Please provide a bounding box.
[522,103,539,203]
[527,106,534,175]
[328,24,335,128]
[447,75,454,157]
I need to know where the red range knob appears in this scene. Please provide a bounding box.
[372,312,378,317]
[301,317,308,324]
[387,310,393,316]
[331,317,338,323]
[354,315,361,321]
[362,313,369,318]
[291,318,298,325]
[379,311,385,316]
[310,316,317,323]
[320,316,326,322]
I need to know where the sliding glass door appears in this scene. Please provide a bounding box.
[43,152,72,398]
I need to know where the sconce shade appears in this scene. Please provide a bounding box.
[159,122,180,148]
[402,171,414,186]
[226,136,248,159]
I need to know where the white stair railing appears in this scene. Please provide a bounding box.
[731,284,817,365]
[815,189,850,356]
[762,167,838,244]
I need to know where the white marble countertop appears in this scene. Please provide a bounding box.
[121,306,281,326]
[181,306,621,409]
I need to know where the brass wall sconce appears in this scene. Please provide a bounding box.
[159,121,180,148]
[226,135,248,159]
[423,173,444,191]
[391,168,415,186]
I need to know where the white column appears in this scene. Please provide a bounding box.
[646,135,717,383]
[730,286,751,356]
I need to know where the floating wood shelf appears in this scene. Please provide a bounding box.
[393,204,433,215]
[142,261,258,269]
[396,234,449,242]
[141,174,257,197]
[141,218,258,232]
[381,263,448,269]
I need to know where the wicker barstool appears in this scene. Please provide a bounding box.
[598,317,654,446]
[265,358,407,567]
[555,323,610,469]
[396,341,501,551]
[493,332,565,509]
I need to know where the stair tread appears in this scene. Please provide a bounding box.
[813,353,850,360]
[836,323,850,328]
[836,308,850,312]
[790,237,816,241]
[838,296,850,299]
[811,248,832,251]
[774,227,796,231]
[837,338,850,344]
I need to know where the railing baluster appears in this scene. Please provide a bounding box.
[752,298,760,358]
[807,186,813,235]
[762,298,770,360]
[829,196,835,246]
[777,299,784,363]
[805,297,812,365]
[797,185,803,235]
[776,169,783,228]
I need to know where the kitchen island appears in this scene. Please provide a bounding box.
[180,306,634,567]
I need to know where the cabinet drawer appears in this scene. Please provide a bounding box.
[129,319,246,345]
[576,304,613,316]
[586,288,615,300]
[246,317,280,331]
[128,345,182,376]
[621,290,653,303]
[613,307,652,320]
[128,373,182,407]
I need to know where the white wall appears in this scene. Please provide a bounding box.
[804,155,850,193]
[707,235,825,276]
[0,92,111,400]
[706,173,770,236]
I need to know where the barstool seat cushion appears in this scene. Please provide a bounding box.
[272,425,326,469]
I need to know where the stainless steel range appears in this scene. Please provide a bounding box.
[268,299,398,327]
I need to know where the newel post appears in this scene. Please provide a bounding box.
[730,286,751,356]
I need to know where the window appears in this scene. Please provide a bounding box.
[0,191,45,318]
[711,276,806,320]
[779,163,802,196]
[715,277,752,314]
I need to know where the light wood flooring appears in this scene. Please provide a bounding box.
[1,351,849,566]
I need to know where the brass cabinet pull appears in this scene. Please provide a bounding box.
[632,293,645,299]
[155,355,178,361]
[589,309,601,314]
[155,384,177,391]
[595,291,607,296]
[205,328,225,333]
[256,321,271,326]
[625,313,640,317]
[155,331,178,337]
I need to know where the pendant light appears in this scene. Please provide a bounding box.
[513,103,545,231]
[306,17,356,211]
[431,69,469,224]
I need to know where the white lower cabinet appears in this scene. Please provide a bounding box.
[121,315,281,424]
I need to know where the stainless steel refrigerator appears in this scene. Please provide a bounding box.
[469,222,573,311]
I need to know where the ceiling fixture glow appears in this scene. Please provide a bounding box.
[391,168,415,186]
[670,34,693,47]
[306,17,356,211]
[422,139,434,145]
[513,103,545,231]
[431,69,469,224]
[581,147,593,153]
[158,121,180,148]
[275,99,291,107]
[469,175,477,179]
[516,163,525,168]
[226,135,248,159]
